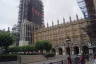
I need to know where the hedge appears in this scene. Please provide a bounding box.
[0,54,17,62]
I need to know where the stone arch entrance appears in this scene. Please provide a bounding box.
[73,46,79,55]
[66,47,70,55]
[58,48,63,55]
[51,48,56,54]
[82,46,89,55]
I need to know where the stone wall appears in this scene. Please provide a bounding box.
[0,61,17,64]
[34,19,90,47]
[17,55,47,64]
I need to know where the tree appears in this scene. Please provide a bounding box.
[0,31,15,53]
[35,40,44,53]
[35,40,52,54]
[43,40,52,52]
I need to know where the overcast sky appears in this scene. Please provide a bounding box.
[0,0,83,30]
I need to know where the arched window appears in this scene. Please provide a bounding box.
[58,48,63,55]
[74,46,79,55]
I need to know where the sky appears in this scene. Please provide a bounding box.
[0,0,83,30]
[42,0,84,26]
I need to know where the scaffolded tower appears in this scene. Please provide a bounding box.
[17,0,44,46]
[18,0,44,25]
[77,0,96,47]
[77,0,96,19]
[77,0,89,19]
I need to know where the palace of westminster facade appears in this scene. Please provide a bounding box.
[14,0,96,55]
[33,16,91,55]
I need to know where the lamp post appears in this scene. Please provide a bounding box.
[66,37,73,64]
[66,37,71,55]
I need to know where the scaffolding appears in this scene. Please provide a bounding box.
[77,0,89,19]
[77,0,96,20]
[13,0,44,46]
[77,0,96,48]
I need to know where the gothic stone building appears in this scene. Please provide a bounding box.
[33,19,91,55]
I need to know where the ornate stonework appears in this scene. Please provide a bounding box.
[33,19,90,48]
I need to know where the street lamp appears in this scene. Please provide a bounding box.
[66,37,71,55]
[66,37,71,47]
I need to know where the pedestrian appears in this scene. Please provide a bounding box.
[73,55,79,64]
[79,55,86,64]
[67,55,72,64]
[93,54,96,64]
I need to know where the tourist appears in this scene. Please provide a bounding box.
[93,54,96,64]
[79,55,86,64]
[73,55,79,64]
[67,55,72,64]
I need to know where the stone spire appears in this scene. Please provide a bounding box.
[7,27,10,32]
[52,21,54,26]
[63,18,65,24]
[47,23,49,27]
[69,16,72,22]
[57,19,59,25]
[76,14,79,21]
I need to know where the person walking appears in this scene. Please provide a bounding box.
[67,55,72,64]
[79,55,86,64]
[73,55,79,64]
[93,54,96,64]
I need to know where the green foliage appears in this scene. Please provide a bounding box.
[0,31,15,53]
[35,40,44,51]
[8,40,52,55]
[20,45,36,52]
[8,46,20,52]
[0,54,17,62]
[0,32,15,47]
[35,40,52,52]
[43,41,52,52]
[8,45,36,54]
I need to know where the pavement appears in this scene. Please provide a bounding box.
[0,55,94,64]
[30,55,67,64]
[0,61,17,64]
[31,55,94,64]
